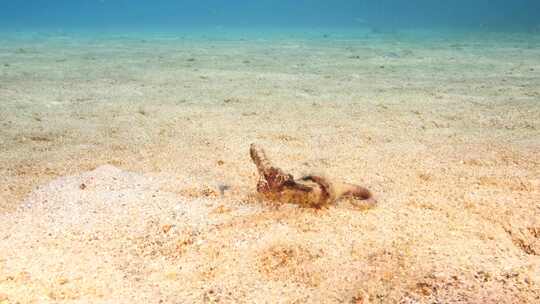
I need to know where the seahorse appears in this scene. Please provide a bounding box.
[249,144,376,208]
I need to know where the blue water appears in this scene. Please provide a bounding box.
[1,0,539,32]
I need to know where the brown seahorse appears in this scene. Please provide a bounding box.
[250,143,376,208]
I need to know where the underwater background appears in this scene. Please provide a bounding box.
[1,1,540,303]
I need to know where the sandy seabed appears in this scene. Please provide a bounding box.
[0,29,539,303]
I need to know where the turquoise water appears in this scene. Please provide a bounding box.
[1,1,539,32]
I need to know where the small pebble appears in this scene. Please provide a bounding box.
[218,184,230,195]
[383,51,400,58]
[162,224,173,234]
[223,98,240,104]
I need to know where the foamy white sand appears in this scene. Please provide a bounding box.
[0,30,539,302]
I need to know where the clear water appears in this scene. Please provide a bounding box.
[1,0,539,32]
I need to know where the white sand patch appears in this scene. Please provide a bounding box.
[1,164,538,303]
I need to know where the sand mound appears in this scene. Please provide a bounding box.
[0,165,538,303]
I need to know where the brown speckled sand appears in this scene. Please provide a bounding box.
[0,31,539,303]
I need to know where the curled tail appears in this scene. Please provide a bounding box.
[339,183,374,200]
[337,182,377,207]
[301,176,376,206]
